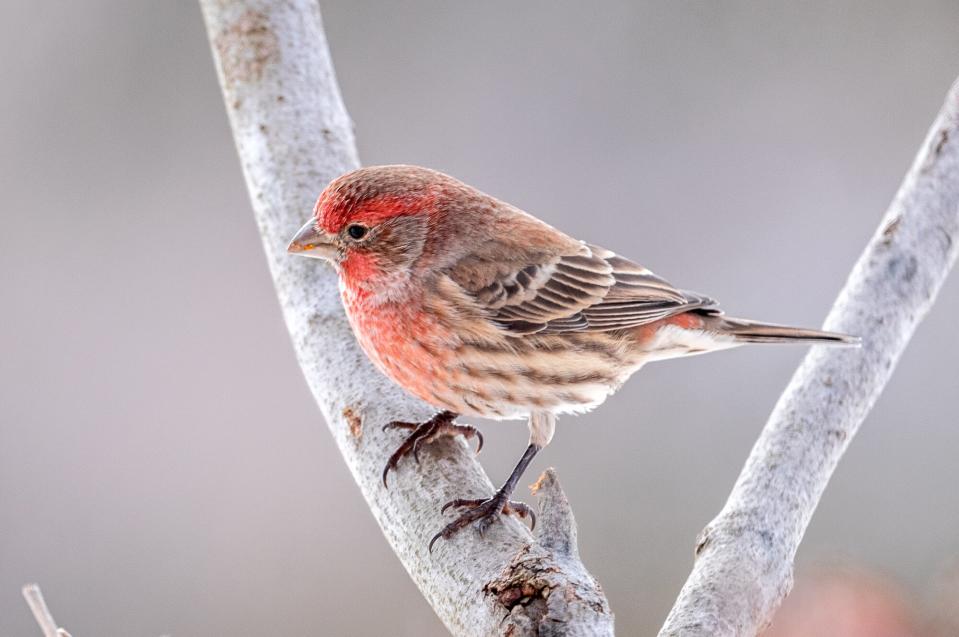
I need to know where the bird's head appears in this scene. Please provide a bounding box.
[289,165,474,290]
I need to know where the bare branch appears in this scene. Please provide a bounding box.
[22,584,72,637]
[198,1,612,634]
[660,78,959,636]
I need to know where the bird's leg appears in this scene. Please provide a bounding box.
[381,411,483,488]
[428,411,554,551]
[429,443,540,552]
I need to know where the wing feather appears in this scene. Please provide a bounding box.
[446,239,717,335]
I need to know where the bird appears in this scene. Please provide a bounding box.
[287,164,858,550]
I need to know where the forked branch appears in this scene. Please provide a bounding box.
[200,0,959,634]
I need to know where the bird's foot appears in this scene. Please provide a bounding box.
[381,411,483,488]
[428,493,536,552]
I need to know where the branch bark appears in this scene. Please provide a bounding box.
[660,78,959,636]
[198,2,612,635]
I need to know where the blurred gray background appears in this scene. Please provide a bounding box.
[2,1,959,635]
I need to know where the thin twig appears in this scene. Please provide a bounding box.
[22,584,72,637]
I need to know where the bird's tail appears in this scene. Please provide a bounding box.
[711,316,860,346]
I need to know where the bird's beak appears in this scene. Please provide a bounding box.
[287,219,337,260]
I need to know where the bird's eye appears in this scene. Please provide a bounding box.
[347,224,368,240]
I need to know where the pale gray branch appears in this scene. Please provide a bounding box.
[22,584,72,637]
[660,78,959,636]
[198,1,612,635]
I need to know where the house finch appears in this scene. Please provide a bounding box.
[288,165,857,550]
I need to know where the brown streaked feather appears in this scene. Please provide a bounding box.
[447,236,718,335]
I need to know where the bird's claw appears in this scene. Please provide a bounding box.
[381,412,482,488]
[429,495,536,552]
[382,421,417,433]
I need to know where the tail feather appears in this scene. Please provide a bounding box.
[714,316,860,346]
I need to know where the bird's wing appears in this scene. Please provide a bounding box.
[447,240,718,335]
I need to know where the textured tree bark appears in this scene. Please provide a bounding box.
[198,2,613,635]
[660,78,959,636]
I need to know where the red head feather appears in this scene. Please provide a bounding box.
[314,165,450,234]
